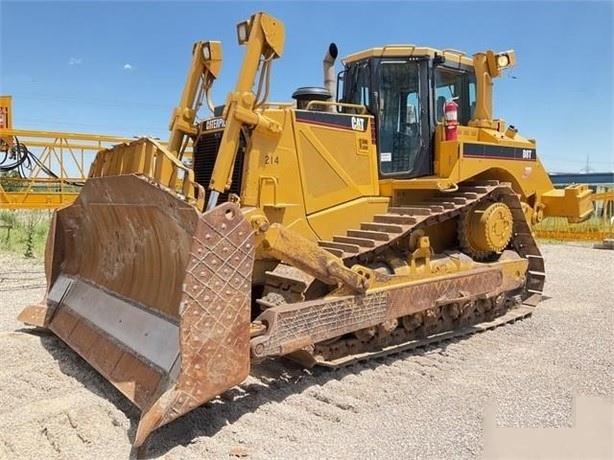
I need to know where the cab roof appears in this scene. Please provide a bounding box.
[342,45,475,67]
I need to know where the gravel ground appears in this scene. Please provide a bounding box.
[0,242,612,459]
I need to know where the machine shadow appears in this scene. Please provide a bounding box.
[19,327,141,425]
[144,325,500,458]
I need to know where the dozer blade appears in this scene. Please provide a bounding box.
[18,175,255,446]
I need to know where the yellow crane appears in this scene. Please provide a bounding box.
[0,95,191,209]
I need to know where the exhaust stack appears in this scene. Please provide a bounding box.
[323,43,338,112]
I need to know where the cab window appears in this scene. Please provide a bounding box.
[434,68,476,125]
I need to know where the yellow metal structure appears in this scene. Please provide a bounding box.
[18,10,596,451]
[0,96,14,151]
[0,128,133,209]
[0,122,193,209]
[0,96,12,130]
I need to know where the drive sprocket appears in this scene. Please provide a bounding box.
[459,201,513,260]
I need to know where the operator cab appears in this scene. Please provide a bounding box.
[338,46,477,179]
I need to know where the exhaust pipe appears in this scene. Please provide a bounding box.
[323,43,338,112]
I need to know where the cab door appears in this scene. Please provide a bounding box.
[375,58,432,179]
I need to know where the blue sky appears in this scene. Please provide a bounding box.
[1,0,612,173]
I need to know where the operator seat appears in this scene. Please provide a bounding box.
[436,96,446,122]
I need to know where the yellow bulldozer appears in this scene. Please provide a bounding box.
[18,11,593,449]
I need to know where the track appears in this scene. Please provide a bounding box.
[0,269,45,293]
[322,180,544,305]
[260,181,545,367]
[317,304,535,367]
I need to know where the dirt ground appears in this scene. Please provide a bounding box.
[0,242,612,459]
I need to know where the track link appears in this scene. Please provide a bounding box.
[316,304,535,367]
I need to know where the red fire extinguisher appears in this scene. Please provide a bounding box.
[444,99,458,141]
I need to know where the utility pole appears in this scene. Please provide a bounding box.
[580,155,593,174]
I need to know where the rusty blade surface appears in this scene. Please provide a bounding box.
[18,175,255,447]
[44,175,199,320]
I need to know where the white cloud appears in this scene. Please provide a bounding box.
[69,57,82,65]
[123,64,134,71]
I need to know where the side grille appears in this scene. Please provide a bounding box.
[193,130,245,203]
